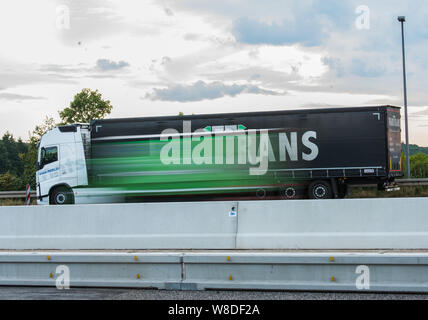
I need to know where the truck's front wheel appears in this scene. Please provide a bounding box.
[308,180,333,200]
[50,186,74,205]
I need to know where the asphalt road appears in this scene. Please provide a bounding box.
[1,287,428,300]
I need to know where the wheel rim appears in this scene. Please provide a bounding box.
[313,185,327,198]
[55,193,66,204]
[256,189,266,198]
[285,187,296,198]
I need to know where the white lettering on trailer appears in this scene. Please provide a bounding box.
[159,122,319,175]
[302,131,319,161]
[279,132,298,161]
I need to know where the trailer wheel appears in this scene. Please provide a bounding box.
[308,181,333,200]
[50,186,74,205]
[279,187,297,199]
[256,188,266,199]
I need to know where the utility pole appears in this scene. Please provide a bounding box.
[398,16,411,178]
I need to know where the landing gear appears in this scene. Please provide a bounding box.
[337,183,348,199]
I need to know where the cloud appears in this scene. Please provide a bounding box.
[202,66,301,87]
[232,17,324,47]
[0,93,46,101]
[0,66,78,90]
[323,56,387,78]
[169,0,428,107]
[38,61,130,79]
[322,57,345,78]
[145,80,284,102]
[177,0,354,46]
[53,0,172,46]
[298,103,351,109]
[410,108,428,117]
[96,59,130,71]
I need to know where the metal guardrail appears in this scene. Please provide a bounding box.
[1,179,427,199]
[398,178,428,186]
[351,178,428,188]
[0,191,36,199]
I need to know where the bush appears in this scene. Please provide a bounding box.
[0,172,25,191]
[402,152,428,178]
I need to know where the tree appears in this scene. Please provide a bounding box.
[59,88,113,124]
[22,116,56,189]
[28,116,56,145]
[402,152,428,179]
[0,143,11,175]
[410,153,428,178]
[0,172,23,191]
[0,132,27,177]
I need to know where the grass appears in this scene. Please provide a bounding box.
[348,186,428,199]
[0,198,37,206]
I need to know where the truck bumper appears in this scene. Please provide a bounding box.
[37,195,49,205]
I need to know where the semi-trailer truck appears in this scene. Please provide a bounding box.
[36,106,403,205]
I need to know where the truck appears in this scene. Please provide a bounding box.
[36,105,403,205]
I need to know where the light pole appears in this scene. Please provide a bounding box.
[398,16,411,178]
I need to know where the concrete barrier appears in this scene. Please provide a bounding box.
[3,250,428,292]
[236,198,428,249]
[0,252,182,289]
[1,198,428,250]
[0,202,238,249]
[182,251,428,292]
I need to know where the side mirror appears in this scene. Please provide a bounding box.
[38,147,46,171]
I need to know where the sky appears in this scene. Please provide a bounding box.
[0,0,427,146]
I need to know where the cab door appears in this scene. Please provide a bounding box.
[38,145,60,197]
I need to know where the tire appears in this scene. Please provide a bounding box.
[308,180,333,200]
[50,186,74,205]
[279,186,298,199]
[256,188,267,199]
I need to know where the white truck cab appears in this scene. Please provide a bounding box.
[36,124,89,205]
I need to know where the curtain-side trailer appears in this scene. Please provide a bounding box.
[36,106,402,205]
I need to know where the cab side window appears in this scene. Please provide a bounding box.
[41,146,58,166]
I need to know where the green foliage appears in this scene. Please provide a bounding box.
[0,132,27,177]
[1,89,113,192]
[0,172,24,191]
[29,116,56,145]
[59,88,113,124]
[22,116,56,189]
[402,152,428,178]
[403,144,428,156]
[410,153,428,178]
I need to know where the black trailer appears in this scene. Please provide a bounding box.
[89,105,403,200]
